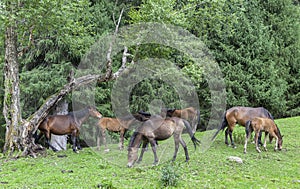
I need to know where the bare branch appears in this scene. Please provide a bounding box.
[105,7,124,80]
[112,46,133,79]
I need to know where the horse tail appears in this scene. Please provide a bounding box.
[264,108,274,120]
[211,112,228,141]
[245,120,251,137]
[192,109,201,133]
[183,119,201,150]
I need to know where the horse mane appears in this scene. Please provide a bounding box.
[129,131,139,148]
[138,110,151,117]
[276,124,282,138]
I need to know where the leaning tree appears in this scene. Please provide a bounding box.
[2,0,126,157]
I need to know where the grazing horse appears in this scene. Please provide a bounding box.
[212,106,274,147]
[127,115,201,168]
[97,116,134,151]
[164,107,200,133]
[97,112,151,151]
[36,106,102,152]
[244,117,283,153]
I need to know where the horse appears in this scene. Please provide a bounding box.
[212,106,274,148]
[127,115,201,168]
[36,106,102,152]
[97,112,151,151]
[244,117,283,153]
[133,111,151,122]
[164,107,200,133]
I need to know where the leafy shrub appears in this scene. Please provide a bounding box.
[159,163,179,187]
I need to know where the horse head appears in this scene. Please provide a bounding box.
[87,106,102,119]
[127,147,139,168]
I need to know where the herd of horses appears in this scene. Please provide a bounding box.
[35,105,283,167]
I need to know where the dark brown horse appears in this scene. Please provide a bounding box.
[244,117,283,153]
[212,106,274,147]
[164,107,200,133]
[36,106,102,152]
[127,115,200,167]
[97,112,151,151]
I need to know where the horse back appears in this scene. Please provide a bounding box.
[98,117,125,132]
[172,107,197,120]
[226,106,273,126]
[42,115,76,135]
[251,117,276,132]
[139,117,177,140]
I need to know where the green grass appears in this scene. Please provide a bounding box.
[0,117,299,188]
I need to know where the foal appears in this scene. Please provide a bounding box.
[244,117,283,153]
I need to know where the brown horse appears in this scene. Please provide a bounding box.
[127,115,200,167]
[212,106,274,147]
[36,106,102,152]
[97,112,151,151]
[164,107,200,133]
[244,117,283,153]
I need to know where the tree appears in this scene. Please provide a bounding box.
[186,0,299,117]
[3,1,22,153]
[1,0,126,156]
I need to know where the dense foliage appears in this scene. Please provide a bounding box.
[0,0,299,137]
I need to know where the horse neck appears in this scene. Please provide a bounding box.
[275,125,282,139]
[71,109,90,125]
[129,132,142,148]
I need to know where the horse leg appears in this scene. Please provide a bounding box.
[228,128,235,148]
[244,127,252,154]
[149,139,159,165]
[35,132,43,143]
[101,128,108,151]
[255,131,261,153]
[263,132,268,151]
[44,132,58,152]
[96,127,101,151]
[119,130,125,150]
[76,136,82,150]
[172,134,180,162]
[179,136,189,162]
[224,128,229,145]
[137,141,148,164]
[258,131,263,146]
[273,135,279,151]
[71,131,78,153]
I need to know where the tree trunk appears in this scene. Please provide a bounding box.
[3,23,23,154]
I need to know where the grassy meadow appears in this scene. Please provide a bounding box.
[0,117,299,188]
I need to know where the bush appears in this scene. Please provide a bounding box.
[159,163,179,187]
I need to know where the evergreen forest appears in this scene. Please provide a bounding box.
[0,0,299,149]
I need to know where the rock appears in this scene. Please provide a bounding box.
[227,156,243,164]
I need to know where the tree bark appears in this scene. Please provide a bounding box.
[3,23,23,154]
